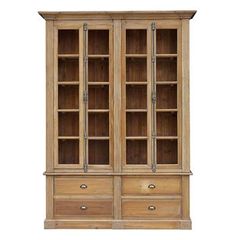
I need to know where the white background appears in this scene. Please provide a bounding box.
[0,0,236,239]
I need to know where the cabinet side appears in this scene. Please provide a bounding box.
[181,19,190,172]
[45,20,54,223]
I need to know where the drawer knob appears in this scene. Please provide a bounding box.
[148,184,156,189]
[80,184,87,189]
[80,205,88,210]
[148,205,156,211]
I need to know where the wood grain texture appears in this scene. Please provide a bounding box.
[122,199,181,218]
[122,176,181,195]
[55,176,113,195]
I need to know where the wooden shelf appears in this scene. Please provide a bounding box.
[58,54,79,58]
[88,82,109,85]
[126,109,147,112]
[88,137,110,140]
[126,82,147,85]
[156,109,177,112]
[156,54,177,58]
[88,109,109,113]
[156,81,177,85]
[58,136,80,140]
[88,54,109,58]
[58,109,80,112]
[58,81,79,85]
[126,136,148,140]
[126,54,147,58]
[156,136,178,140]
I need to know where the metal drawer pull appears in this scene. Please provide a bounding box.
[80,184,87,189]
[148,184,156,189]
[148,205,156,211]
[80,205,88,210]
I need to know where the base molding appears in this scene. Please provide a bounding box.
[44,219,192,229]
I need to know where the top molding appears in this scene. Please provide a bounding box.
[38,11,197,21]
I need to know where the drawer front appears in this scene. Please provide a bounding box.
[122,199,181,218]
[122,176,181,195]
[54,177,113,195]
[54,199,113,217]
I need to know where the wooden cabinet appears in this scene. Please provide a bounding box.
[39,11,196,229]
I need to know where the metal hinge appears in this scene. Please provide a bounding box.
[152,57,156,63]
[83,91,88,102]
[151,163,157,172]
[151,91,156,103]
[83,23,88,31]
[151,22,156,31]
[83,56,88,63]
[83,163,88,172]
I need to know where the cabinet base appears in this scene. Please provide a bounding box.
[44,219,192,229]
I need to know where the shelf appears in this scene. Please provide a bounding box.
[58,54,79,58]
[156,29,177,54]
[58,29,79,55]
[58,81,79,85]
[156,136,178,140]
[58,112,79,137]
[88,109,109,113]
[126,85,147,109]
[88,82,109,85]
[126,57,147,82]
[88,55,109,58]
[156,84,177,109]
[126,109,147,112]
[88,139,109,165]
[125,136,148,140]
[126,112,147,137]
[88,57,109,83]
[58,85,79,109]
[156,81,177,85]
[126,29,147,54]
[88,137,110,140]
[156,54,177,58]
[125,54,147,58]
[126,82,147,85]
[156,109,177,112]
[88,112,109,137]
[58,136,80,140]
[58,109,79,112]
[157,112,177,136]
[126,139,147,164]
[88,30,109,55]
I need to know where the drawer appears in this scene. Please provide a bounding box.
[54,199,113,217]
[54,176,113,195]
[122,199,181,218]
[122,176,181,195]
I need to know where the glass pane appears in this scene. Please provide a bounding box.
[88,58,109,82]
[126,140,147,164]
[58,85,79,109]
[88,30,109,54]
[156,57,177,82]
[156,85,177,109]
[88,113,109,137]
[157,112,177,136]
[59,139,79,164]
[156,29,177,54]
[58,30,79,54]
[58,58,79,82]
[88,85,109,109]
[58,112,79,136]
[126,85,147,109]
[126,112,147,136]
[157,140,177,164]
[126,29,147,54]
[88,140,109,165]
[126,58,147,82]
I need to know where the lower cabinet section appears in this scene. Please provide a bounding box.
[122,199,181,219]
[45,175,191,229]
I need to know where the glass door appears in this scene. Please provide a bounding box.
[85,24,113,172]
[122,23,152,172]
[56,28,82,168]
